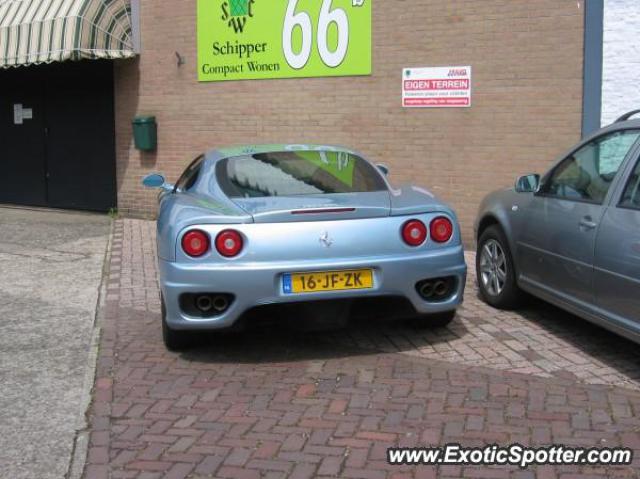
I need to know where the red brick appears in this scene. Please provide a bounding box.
[82,219,640,479]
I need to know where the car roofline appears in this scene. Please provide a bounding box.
[535,118,640,188]
[205,144,361,163]
[588,118,640,139]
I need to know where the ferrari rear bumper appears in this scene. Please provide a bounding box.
[159,245,467,330]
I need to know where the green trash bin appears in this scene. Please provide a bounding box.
[132,116,157,151]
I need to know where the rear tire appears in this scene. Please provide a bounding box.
[411,310,456,328]
[161,295,192,351]
[476,225,521,309]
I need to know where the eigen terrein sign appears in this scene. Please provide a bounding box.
[402,66,472,108]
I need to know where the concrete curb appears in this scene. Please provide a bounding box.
[65,218,114,479]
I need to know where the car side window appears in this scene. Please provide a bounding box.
[620,160,640,210]
[542,130,640,204]
[174,155,204,192]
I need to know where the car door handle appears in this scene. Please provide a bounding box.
[579,217,598,230]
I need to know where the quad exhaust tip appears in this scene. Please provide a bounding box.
[434,280,449,297]
[212,296,230,313]
[178,293,234,318]
[196,295,214,312]
[420,281,435,298]
[416,277,456,302]
[196,294,230,314]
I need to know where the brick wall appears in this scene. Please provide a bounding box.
[114,0,585,245]
[602,0,640,126]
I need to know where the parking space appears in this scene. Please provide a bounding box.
[410,254,640,391]
[84,219,640,479]
[0,207,111,479]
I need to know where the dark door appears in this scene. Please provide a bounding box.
[0,69,47,206]
[45,61,117,211]
[0,60,116,212]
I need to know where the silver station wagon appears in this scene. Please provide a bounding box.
[475,110,640,344]
[144,145,467,350]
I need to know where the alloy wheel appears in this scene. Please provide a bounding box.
[479,239,507,296]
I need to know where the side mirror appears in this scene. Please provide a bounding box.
[376,163,390,176]
[515,174,541,193]
[142,173,173,191]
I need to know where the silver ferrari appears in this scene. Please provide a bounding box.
[143,145,466,350]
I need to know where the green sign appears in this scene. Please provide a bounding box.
[297,151,356,187]
[197,0,372,82]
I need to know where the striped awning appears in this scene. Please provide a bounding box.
[0,0,135,68]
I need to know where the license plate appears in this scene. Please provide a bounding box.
[283,269,373,294]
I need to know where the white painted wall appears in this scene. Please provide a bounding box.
[601,0,640,126]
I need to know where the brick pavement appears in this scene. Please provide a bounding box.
[83,219,640,478]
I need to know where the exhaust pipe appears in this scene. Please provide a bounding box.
[212,295,229,313]
[182,293,234,317]
[195,295,214,313]
[434,280,449,297]
[419,281,435,299]
[416,277,455,301]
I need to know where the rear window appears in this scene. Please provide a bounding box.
[217,150,387,198]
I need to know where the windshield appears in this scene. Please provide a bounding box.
[217,150,388,198]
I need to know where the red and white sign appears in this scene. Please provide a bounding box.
[402,66,472,108]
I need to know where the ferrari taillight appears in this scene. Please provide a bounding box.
[402,220,428,246]
[182,230,210,257]
[215,230,243,257]
[430,217,454,243]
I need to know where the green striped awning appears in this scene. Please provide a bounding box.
[0,0,135,68]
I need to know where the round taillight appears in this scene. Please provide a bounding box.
[215,230,243,257]
[430,217,453,243]
[182,230,210,257]
[402,220,428,246]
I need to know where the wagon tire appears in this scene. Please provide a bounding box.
[410,310,456,328]
[161,294,192,351]
[476,225,522,309]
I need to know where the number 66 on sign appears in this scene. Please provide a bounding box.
[197,0,372,82]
